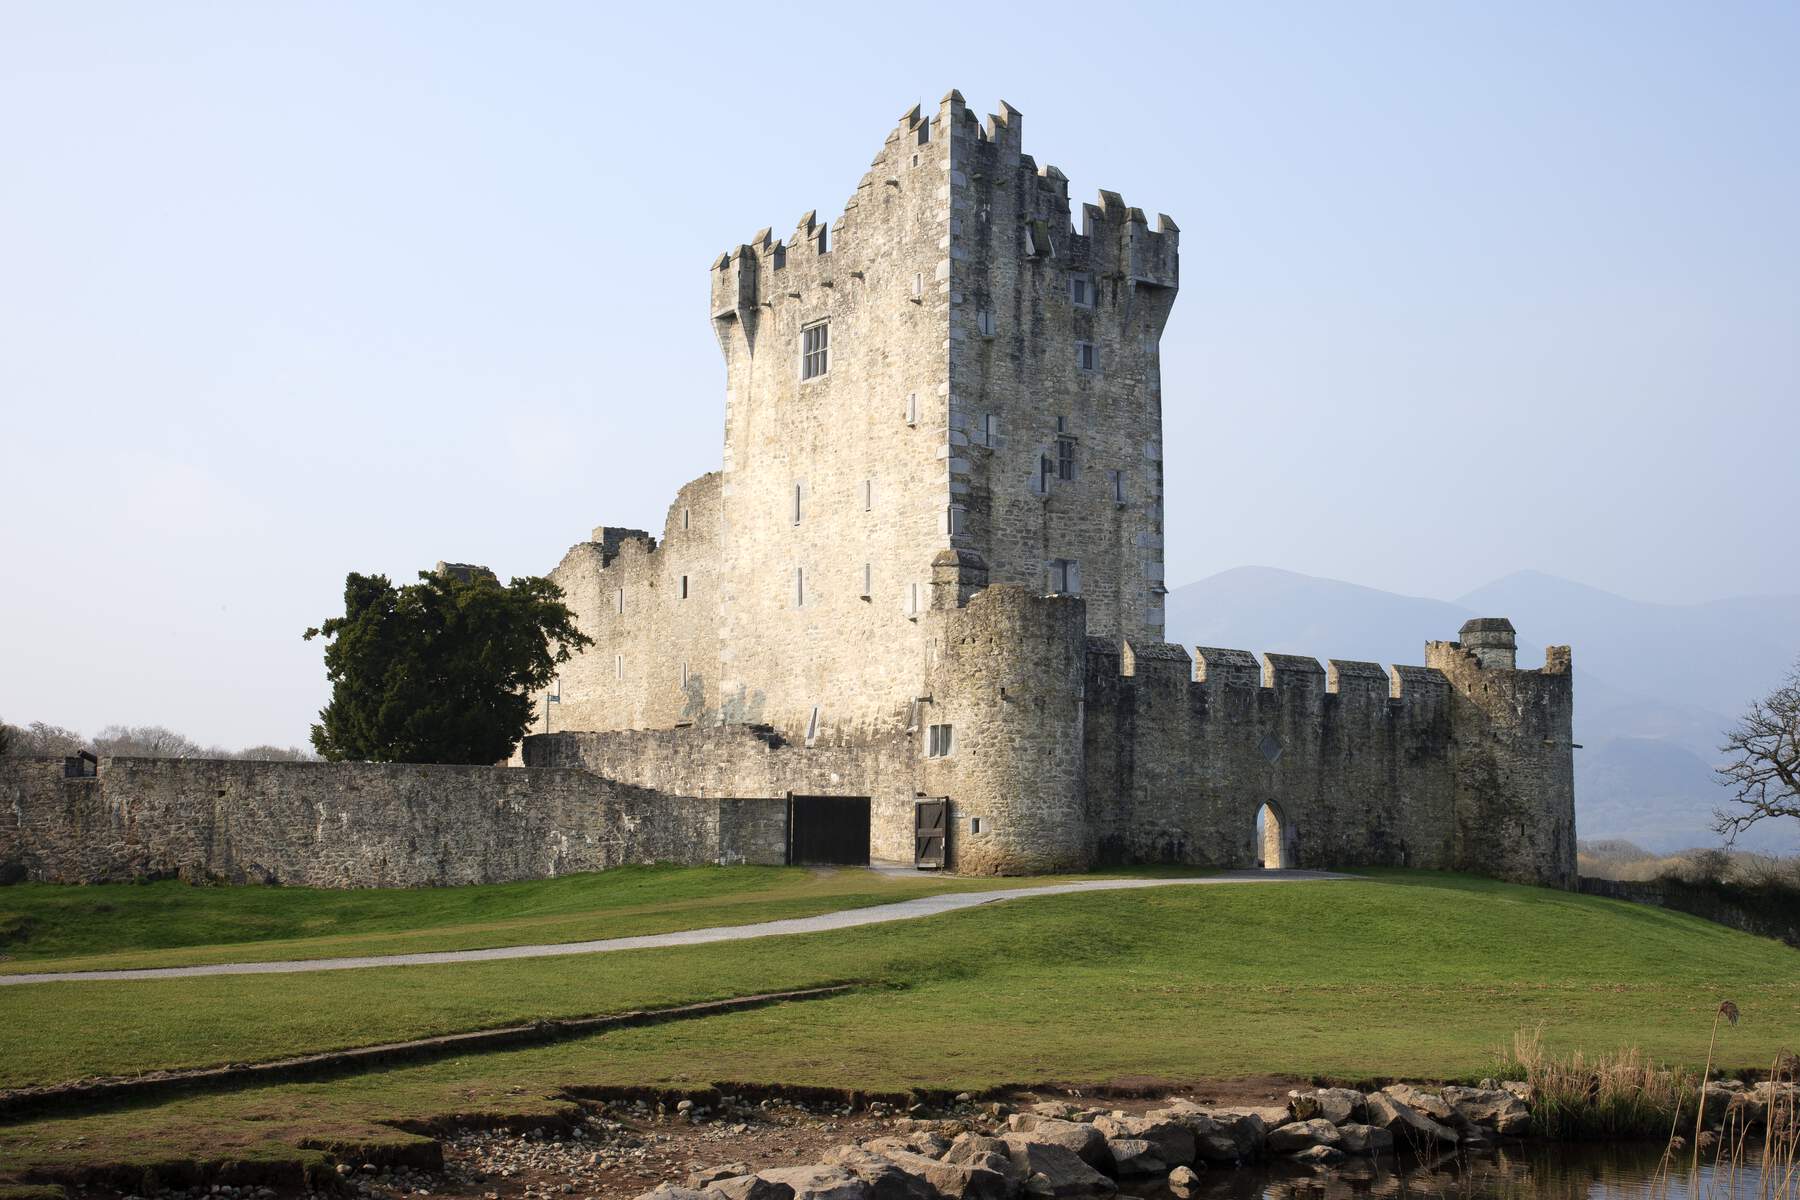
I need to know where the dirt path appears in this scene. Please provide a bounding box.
[1,870,1355,986]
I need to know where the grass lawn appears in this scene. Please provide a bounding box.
[1,871,1796,1183]
[0,864,1193,974]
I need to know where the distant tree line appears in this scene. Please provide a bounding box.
[0,719,317,761]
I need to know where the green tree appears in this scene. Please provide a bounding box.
[304,569,592,764]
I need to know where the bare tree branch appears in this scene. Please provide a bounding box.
[1714,657,1800,844]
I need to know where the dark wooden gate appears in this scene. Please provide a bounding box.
[913,799,948,869]
[788,795,871,866]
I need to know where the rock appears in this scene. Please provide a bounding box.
[1091,1116,1196,1167]
[637,1188,710,1200]
[828,1149,939,1200]
[999,1136,1116,1197]
[945,1135,1015,1169]
[1500,1081,1535,1104]
[863,1135,951,1160]
[690,1167,755,1189]
[1165,1166,1201,1197]
[1003,1118,1108,1168]
[1335,1124,1394,1156]
[1381,1084,1454,1122]
[1027,1102,1082,1121]
[705,1180,795,1200]
[1265,1120,1342,1153]
[1102,1139,1165,1177]
[757,1166,874,1200]
[1363,1093,1458,1148]
[1439,1086,1531,1135]
[1288,1088,1364,1126]
[868,1149,1011,1200]
[1290,1145,1345,1165]
[1147,1102,1266,1162]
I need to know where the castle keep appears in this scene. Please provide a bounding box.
[0,94,1575,889]
[518,93,1578,887]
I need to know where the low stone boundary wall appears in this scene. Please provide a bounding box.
[0,756,786,887]
[1578,875,1800,947]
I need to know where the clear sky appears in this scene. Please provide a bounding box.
[2,1,1796,748]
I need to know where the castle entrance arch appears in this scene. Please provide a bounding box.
[787,794,872,866]
[1256,801,1292,869]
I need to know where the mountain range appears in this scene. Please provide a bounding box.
[1163,567,1800,855]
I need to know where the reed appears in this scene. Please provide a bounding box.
[1499,1026,1702,1141]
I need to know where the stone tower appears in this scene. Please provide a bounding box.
[705,92,1179,739]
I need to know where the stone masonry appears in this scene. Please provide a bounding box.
[515,93,1577,888]
[0,95,1577,890]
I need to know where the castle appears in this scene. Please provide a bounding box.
[515,92,1579,887]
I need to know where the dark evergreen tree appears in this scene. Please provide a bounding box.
[305,569,591,764]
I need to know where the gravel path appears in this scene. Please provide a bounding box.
[1,869,1354,986]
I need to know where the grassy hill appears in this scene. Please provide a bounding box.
[2,868,1795,1183]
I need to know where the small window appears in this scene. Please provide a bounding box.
[615,587,624,615]
[794,566,805,608]
[1070,275,1093,307]
[976,309,994,337]
[970,816,983,834]
[907,581,921,616]
[1056,437,1076,481]
[801,321,829,380]
[911,272,924,299]
[681,507,690,530]
[1038,454,1053,495]
[980,413,999,448]
[679,660,689,687]
[906,393,919,426]
[806,705,821,747]
[927,723,953,757]
[946,505,967,536]
[861,562,872,598]
[615,654,624,680]
[792,482,803,525]
[1049,558,1081,596]
[1076,341,1098,372]
[863,478,873,510]
[679,574,690,599]
[1108,469,1126,503]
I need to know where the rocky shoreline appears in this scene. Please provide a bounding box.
[618,1076,1795,1200]
[62,1077,1798,1200]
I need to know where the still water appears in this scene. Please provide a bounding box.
[1125,1142,1792,1200]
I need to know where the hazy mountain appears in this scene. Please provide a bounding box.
[1163,566,1800,856]
[1458,570,1800,720]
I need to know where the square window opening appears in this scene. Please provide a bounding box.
[801,321,829,380]
[927,723,953,757]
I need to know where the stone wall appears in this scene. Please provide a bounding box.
[0,757,785,887]
[1084,644,1459,872]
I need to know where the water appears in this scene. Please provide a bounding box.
[1123,1143,1792,1200]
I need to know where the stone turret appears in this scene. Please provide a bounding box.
[1459,617,1518,669]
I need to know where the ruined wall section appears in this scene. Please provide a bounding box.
[946,98,1178,644]
[0,756,786,887]
[523,472,723,740]
[709,97,962,742]
[1084,645,1458,870]
[1427,632,1578,888]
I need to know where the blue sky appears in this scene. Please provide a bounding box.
[2,1,1796,747]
